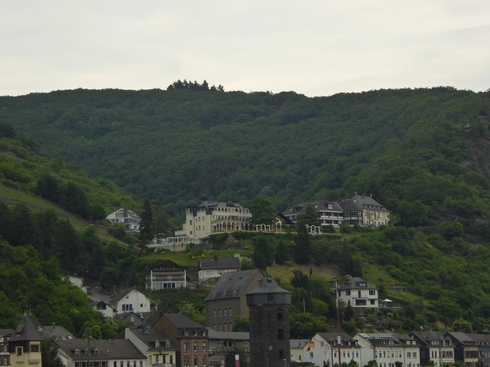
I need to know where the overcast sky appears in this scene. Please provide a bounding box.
[2,0,490,97]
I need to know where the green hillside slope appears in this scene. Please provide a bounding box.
[1,87,489,226]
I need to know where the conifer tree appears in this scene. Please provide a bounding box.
[139,200,154,245]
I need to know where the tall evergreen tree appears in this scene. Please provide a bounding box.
[139,200,154,245]
[294,222,311,264]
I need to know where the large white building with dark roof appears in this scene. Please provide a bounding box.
[337,277,379,309]
[175,197,252,240]
[283,194,389,229]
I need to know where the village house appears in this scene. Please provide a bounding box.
[446,332,480,367]
[355,333,421,367]
[207,329,250,367]
[8,315,43,367]
[125,328,178,367]
[283,200,344,229]
[152,314,208,367]
[300,333,362,367]
[290,339,309,364]
[198,257,241,283]
[283,194,390,229]
[337,277,379,309]
[91,288,157,318]
[174,197,252,240]
[56,339,147,367]
[145,260,187,290]
[205,269,263,332]
[409,331,455,367]
[106,208,141,232]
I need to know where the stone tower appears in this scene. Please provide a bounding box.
[246,277,291,367]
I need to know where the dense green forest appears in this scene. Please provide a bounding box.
[2,85,490,338]
[2,86,489,224]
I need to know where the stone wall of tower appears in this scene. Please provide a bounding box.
[249,303,290,367]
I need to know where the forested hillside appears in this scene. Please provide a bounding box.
[1,86,489,225]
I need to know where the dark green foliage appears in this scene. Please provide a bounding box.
[139,199,154,244]
[251,235,274,270]
[248,196,277,224]
[294,222,312,264]
[2,87,489,231]
[42,338,64,367]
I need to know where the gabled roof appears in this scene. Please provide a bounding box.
[290,339,309,350]
[9,315,43,342]
[339,277,377,290]
[39,325,74,341]
[0,329,13,337]
[317,333,355,344]
[127,328,178,351]
[163,313,205,329]
[409,331,448,345]
[246,277,290,296]
[146,260,185,276]
[338,195,389,212]
[199,257,241,270]
[284,200,343,215]
[107,208,141,219]
[447,332,477,345]
[111,288,156,306]
[56,339,146,360]
[205,269,263,301]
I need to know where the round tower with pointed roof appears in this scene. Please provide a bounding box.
[246,277,291,367]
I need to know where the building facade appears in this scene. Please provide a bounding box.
[106,208,141,232]
[152,314,208,367]
[198,257,241,283]
[246,277,291,367]
[8,315,42,367]
[175,197,252,240]
[205,269,263,331]
[409,331,455,367]
[125,328,177,367]
[145,260,187,290]
[337,277,379,309]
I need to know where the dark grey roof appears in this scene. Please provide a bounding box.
[447,332,477,345]
[128,328,178,351]
[465,333,490,345]
[0,329,13,337]
[39,325,74,341]
[284,200,343,214]
[246,277,290,296]
[338,195,389,212]
[409,331,447,345]
[9,315,43,342]
[150,260,185,271]
[163,313,205,329]
[207,329,249,341]
[205,269,263,301]
[56,339,146,360]
[290,339,309,349]
[339,277,377,290]
[199,257,241,270]
[317,333,354,343]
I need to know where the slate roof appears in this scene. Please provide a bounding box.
[199,257,241,271]
[338,277,377,290]
[127,328,178,351]
[317,333,355,344]
[409,331,447,345]
[205,269,263,301]
[284,200,343,215]
[57,339,145,360]
[163,313,205,329]
[39,325,74,341]
[0,329,13,337]
[447,332,478,345]
[9,315,43,342]
[338,195,389,212]
[290,339,309,350]
[246,277,290,296]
